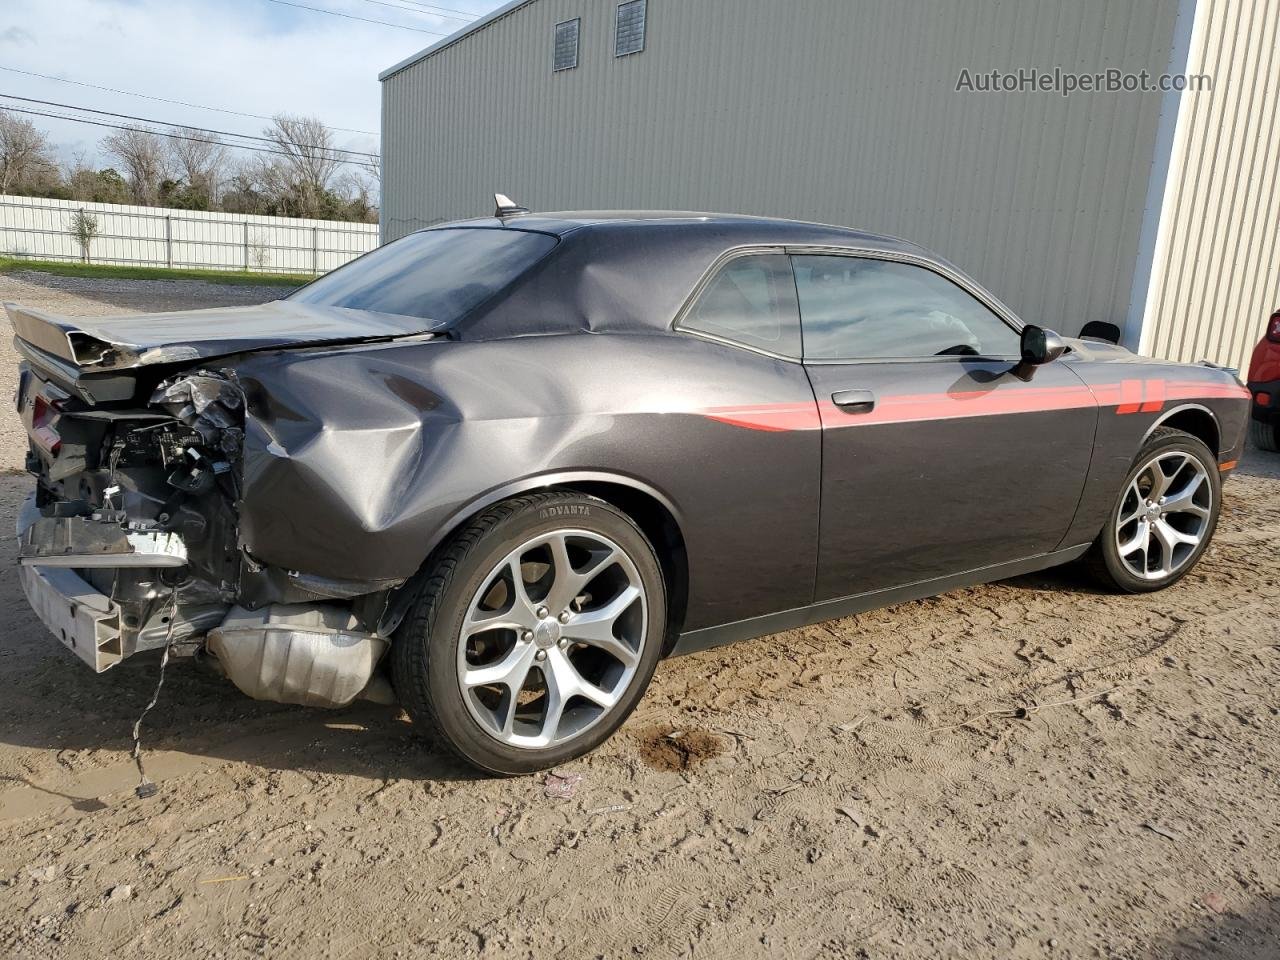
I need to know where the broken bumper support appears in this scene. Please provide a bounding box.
[16,499,392,704]
[18,563,126,672]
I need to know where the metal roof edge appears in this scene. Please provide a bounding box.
[378,0,541,81]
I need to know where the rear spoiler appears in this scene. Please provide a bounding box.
[5,303,150,372]
[6,300,440,376]
[14,337,139,404]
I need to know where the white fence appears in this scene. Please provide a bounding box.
[0,194,379,275]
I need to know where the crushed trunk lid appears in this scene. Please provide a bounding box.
[5,300,442,372]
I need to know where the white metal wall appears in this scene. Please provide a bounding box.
[382,0,1182,339]
[0,194,379,275]
[1141,0,1280,375]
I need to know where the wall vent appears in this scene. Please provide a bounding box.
[554,18,580,71]
[615,0,646,57]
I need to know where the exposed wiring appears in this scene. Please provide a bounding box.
[131,586,180,799]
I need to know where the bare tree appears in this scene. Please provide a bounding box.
[168,128,227,205]
[262,114,340,218]
[333,168,378,223]
[0,109,57,194]
[64,153,130,205]
[101,126,171,205]
[248,231,271,271]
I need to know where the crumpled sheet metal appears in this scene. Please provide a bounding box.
[225,321,818,640]
[229,332,685,584]
[151,370,246,456]
[233,342,459,581]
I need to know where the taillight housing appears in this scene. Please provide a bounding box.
[1268,311,1280,344]
[30,394,63,456]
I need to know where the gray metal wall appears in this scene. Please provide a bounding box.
[382,0,1182,338]
[1141,0,1280,375]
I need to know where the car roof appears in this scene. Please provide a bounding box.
[435,210,928,258]
[430,210,996,341]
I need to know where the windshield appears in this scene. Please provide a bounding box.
[289,227,557,323]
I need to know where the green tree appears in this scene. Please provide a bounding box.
[68,210,100,263]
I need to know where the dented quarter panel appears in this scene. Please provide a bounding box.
[231,331,822,630]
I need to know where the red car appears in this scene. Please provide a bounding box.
[1248,310,1280,452]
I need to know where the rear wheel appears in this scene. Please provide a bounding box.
[392,492,665,774]
[1087,427,1221,593]
[1248,416,1280,452]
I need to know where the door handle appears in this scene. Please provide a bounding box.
[831,389,877,414]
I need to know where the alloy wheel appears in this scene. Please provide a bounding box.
[456,529,647,749]
[1114,450,1213,581]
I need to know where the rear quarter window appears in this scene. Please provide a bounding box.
[679,254,802,358]
[290,228,558,324]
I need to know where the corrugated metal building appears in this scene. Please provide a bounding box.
[380,0,1280,374]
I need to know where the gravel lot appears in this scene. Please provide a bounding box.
[1,271,1278,959]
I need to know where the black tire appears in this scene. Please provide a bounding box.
[1248,416,1280,453]
[1086,427,1222,593]
[392,491,666,775]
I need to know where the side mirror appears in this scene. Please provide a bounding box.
[1080,320,1121,344]
[1012,325,1066,381]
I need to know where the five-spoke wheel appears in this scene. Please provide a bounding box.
[1114,450,1212,581]
[393,492,665,774]
[458,530,647,749]
[1088,427,1222,593]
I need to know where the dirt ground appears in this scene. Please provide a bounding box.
[0,270,1277,959]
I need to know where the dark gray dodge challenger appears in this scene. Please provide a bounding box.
[11,205,1252,773]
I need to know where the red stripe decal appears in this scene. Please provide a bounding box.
[1116,379,1144,414]
[700,378,1249,432]
[1139,379,1166,413]
[816,384,1096,427]
[1165,380,1252,401]
[703,402,822,432]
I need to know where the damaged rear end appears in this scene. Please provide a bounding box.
[11,301,419,707]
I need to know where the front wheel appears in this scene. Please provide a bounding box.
[392,492,666,775]
[1086,427,1222,593]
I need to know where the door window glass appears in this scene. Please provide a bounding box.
[792,255,1020,360]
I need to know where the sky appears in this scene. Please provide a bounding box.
[1,0,508,170]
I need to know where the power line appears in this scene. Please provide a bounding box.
[262,0,451,34]
[1,104,375,169]
[0,94,378,160]
[386,0,487,18]
[0,65,376,136]
[352,0,473,22]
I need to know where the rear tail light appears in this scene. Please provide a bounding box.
[1259,392,1273,407]
[1268,311,1280,344]
[31,394,64,456]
